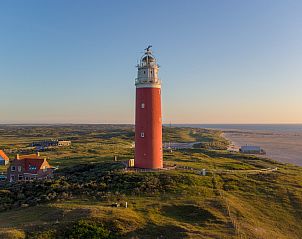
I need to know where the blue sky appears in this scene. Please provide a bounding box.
[0,0,302,123]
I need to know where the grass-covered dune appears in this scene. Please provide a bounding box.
[0,125,301,239]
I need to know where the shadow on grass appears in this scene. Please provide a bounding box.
[162,204,217,225]
[127,223,188,239]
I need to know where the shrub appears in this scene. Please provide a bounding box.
[0,229,25,239]
[63,220,117,239]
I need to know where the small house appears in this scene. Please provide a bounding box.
[7,152,55,182]
[57,140,71,147]
[0,150,9,165]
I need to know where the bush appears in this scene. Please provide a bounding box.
[0,229,25,239]
[63,220,117,239]
[27,230,56,239]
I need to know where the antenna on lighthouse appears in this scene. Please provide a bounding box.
[145,45,152,54]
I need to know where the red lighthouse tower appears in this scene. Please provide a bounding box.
[135,46,163,169]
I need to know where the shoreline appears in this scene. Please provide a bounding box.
[220,130,302,167]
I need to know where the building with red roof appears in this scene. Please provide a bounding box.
[7,152,54,182]
[0,150,9,165]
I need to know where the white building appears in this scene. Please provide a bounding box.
[240,145,265,154]
[58,140,71,147]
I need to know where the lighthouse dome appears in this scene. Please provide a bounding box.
[142,55,155,63]
[140,54,157,67]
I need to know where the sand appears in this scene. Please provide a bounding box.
[223,130,302,166]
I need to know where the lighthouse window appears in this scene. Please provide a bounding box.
[140,132,145,138]
[144,71,145,74]
[141,103,145,108]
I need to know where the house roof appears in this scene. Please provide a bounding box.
[0,150,9,161]
[14,153,51,174]
[24,158,47,174]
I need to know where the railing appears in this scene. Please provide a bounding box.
[135,78,161,85]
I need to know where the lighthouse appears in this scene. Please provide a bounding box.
[135,46,163,169]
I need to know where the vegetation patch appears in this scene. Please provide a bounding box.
[62,219,119,239]
[27,219,119,239]
[0,125,302,238]
[0,229,25,239]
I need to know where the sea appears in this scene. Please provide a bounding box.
[172,124,302,167]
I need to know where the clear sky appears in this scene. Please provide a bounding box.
[0,0,302,124]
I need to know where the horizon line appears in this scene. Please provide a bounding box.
[1,123,302,126]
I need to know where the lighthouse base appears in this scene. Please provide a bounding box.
[127,163,176,172]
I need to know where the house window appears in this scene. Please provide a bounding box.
[141,103,145,109]
[11,166,16,171]
[141,132,145,138]
[29,165,37,171]
[18,166,22,172]
[10,175,15,182]
[144,71,145,74]
[25,177,29,181]
[18,174,23,180]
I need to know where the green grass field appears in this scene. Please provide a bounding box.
[0,125,301,239]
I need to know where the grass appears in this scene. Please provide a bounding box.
[0,125,301,238]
